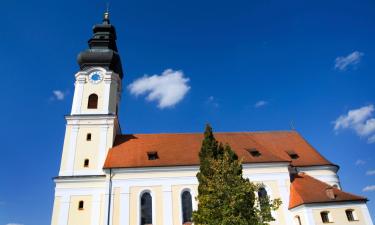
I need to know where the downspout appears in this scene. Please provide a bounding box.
[107,168,113,225]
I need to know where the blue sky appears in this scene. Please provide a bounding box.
[0,0,374,224]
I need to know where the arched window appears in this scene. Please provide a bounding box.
[181,191,193,224]
[320,211,331,223]
[140,192,152,225]
[78,200,84,210]
[345,209,356,221]
[258,187,271,217]
[258,187,268,209]
[88,94,98,109]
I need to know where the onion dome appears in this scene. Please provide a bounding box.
[77,12,123,78]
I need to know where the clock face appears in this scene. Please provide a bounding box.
[89,71,103,84]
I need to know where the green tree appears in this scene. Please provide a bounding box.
[193,124,281,225]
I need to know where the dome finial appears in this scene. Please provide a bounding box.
[103,3,110,24]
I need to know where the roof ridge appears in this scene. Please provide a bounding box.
[118,130,298,135]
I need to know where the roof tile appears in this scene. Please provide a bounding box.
[104,131,334,169]
[289,173,367,209]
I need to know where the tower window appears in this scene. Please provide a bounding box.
[320,211,331,223]
[86,133,92,141]
[147,151,159,160]
[78,201,84,210]
[88,94,98,109]
[84,159,89,168]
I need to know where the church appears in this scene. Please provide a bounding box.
[50,12,373,225]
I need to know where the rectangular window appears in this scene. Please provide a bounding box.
[86,133,92,141]
[78,201,84,210]
[321,212,330,223]
[84,159,89,168]
[346,210,355,221]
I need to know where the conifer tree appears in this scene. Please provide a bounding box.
[193,124,281,225]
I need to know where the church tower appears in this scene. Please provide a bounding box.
[58,12,123,176]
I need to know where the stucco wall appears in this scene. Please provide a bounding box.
[68,195,92,225]
[312,205,366,225]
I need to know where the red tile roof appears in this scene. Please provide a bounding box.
[289,173,367,209]
[104,131,334,169]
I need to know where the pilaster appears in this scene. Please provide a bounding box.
[91,193,101,225]
[57,195,70,225]
[278,179,294,225]
[162,185,173,225]
[60,125,79,176]
[71,74,86,115]
[119,186,130,225]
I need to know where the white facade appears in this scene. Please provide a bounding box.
[58,67,121,177]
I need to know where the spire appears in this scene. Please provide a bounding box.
[77,12,123,78]
[103,5,110,24]
[103,11,110,24]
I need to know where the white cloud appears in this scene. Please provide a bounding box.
[334,105,375,143]
[366,170,375,176]
[363,185,375,192]
[6,223,24,225]
[334,51,364,71]
[368,134,375,144]
[355,159,366,166]
[52,90,65,101]
[254,100,268,108]
[128,69,190,109]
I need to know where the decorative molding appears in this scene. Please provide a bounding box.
[296,165,339,173]
[110,162,290,174]
[55,188,106,197]
[91,193,101,225]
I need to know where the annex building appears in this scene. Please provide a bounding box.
[50,13,374,225]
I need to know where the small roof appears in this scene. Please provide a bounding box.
[104,131,334,169]
[289,173,367,209]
